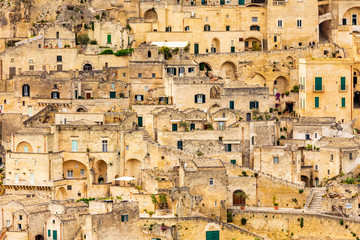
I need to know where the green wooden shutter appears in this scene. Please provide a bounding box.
[177,141,183,150]
[53,230,57,240]
[190,123,195,130]
[341,77,346,90]
[230,101,234,109]
[48,230,51,237]
[231,46,235,52]
[121,215,124,222]
[194,44,199,54]
[231,159,236,164]
[110,92,116,98]
[315,97,319,108]
[315,77,322,91]
[138,117,143,127]
[239,0,244,4]
[206,231,220,240]
[172,124,178,132]
[107,34,111,44]
[342,97,346,107]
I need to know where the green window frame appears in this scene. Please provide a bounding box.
[190,123,195,130]
[138,117,143,127]
[238,0,244,4]
[230,46,235,53]
[177,141,183,150]
[206,230,220,240]
[110,91,116,98]
[194,43,199,54]
[315,97,319,108]
[107,34,112,44]
[172,124,178,132]
[341,77,346,90]
[121,214,128,222]
[230,159,236,164]
[315,77,322,91]
[53,230,58,240]
[229,101,234,109]
[48,230,51,237]
[341,97,346,107]
[226,26,230,31]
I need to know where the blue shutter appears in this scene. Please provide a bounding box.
[315,77,322,91]
[341,77,346,90]
[315,97,319,108]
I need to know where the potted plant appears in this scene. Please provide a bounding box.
[273,195,279,210]
[148,211,154,217]
[235,192,248,210]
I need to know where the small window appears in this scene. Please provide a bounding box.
[277,20,283,28]
[219,137,223,142]
[67,170,73,178]
[226,26,230,31]
[123,73,126,77]
[165,26,172,32]
[350,152,353,160]
[53,220,55,224]
[67,185,72,190]
[274,36,277,42]
[6,220,10,227]
[18,224,21,230]
[342,18,347,25]
[56,56,62,62]
[273,157,279,164]
[330,154,333,161]
[194,94,206,104]
[225,144,232,152]
[188,67,194,73]
[135,95,144,101]
[209,178,214,186]
[56,32,59,38]
[138,73,142,78]
[230,159,236,164]
[328,169,330,175]
[51,91,60,99]
[29,65,34,71]
[152,73,156,78]
[305,134,310,140]
[297,19,302,28]
[111,83,115,89]
[121,214,129,222]
[251,136,255,145]
[102,140,108,152]
[215,201,217,207]
[249,101,259,109]
[252,17,258,23]
[315,164,318,171]
[172,123,178,132]
[204,25,211,31]
[147,50,151,58]
[72,140,78,152]
[185,26,190,31]
[80,169,85,176]
[144,86,149,91]
[19,215,22,221]
[57,64,62,71]
[177,141,183,150]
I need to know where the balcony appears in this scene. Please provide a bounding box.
[273,0,286,6]
[339,85,348,92]
[312,85,325,92]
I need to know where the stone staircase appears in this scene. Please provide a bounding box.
[307,187,326,212]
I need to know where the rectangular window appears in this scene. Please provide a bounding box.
[230,46,235,52]
[274,36,277,42]
[297,19,302,27]
[80,169,85,176]
[277,20,283,28]
[252,17,258,23]
[177,141,183,150]
[6,220,10,227]
[28,106,33,116]
[190,123,195,130]
[273,157,279,164]
[350,152,353,160]
[107,34,112,44]
[165,27,172,32]
[135,95,144,101]
[29,65,34,71]
[225,144,232,152]
[343,18,347,25]
[152,73,156,78]
[218,122,225,130]
[195,94,205,103]
[56,32,59,38]
[18,224,21,230]
[24,146,28,152]
[249,101,259,109]
[172,123,178,132]
[315,97,319,108]
[19,215,22,221]
[53,230,58,240]
[341,77,346,90]
[230,159,236,164]
[194,43,199,54]
[138,116,143,127]
[15,173,19,183]
[185,26,190,31]
[305,134,310,140]
[209,178,214,185]
[111,83,115,89]
[229,101,234,109]
[315,77,322,90]
[67,185,72,190]
[138,73,142,78]
[188,67,194,73]
[102,140,108,152]
[121,215,129,222]
[341,97,346,107]
[67,170,73,178]
[72,140,78,152]
[353,14,357,25]
[226,26,230,31]
[110,91,116,98]
[30,173,34,184]
[56,56,62,62]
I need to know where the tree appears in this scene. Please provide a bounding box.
[77,33,90,45]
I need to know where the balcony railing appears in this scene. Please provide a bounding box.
[312,85,325,92]
[339,85,348,92]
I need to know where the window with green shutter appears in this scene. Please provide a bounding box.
[194,43,199,54]
[53,230,58,240]
[342,97,346,107]
[341,77,346,90]
[230,159,236,164]
[172,124,178,132]
[110,91,116,98]
[48,230,51,237]
[315,77,322,91]
[107,34,112,44]
[229,101,234,109]
[177,141,183,150]
[239,0,244,4]
[190,123,195,130]
[138,117,143,127]
[315,97,319,108]
[121,214,128,222]
[206,230,220,240]
[230,46,235,52]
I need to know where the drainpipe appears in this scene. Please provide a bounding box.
[351,64,353,121]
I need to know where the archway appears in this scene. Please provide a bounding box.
[233,190,246,206]
[353,69,360,88]
[63,160,87,179]
[76,106,87,112]
[56,187,67,200]
[319,20,332,43]
[301,175,310,187]
[219,61,237,80]
[273,76,288,94]
[210,86,221,99]
[244,37,261,51]
[35,235,44,240]
[114,175,120,186]
[285,56,294,67]
[314,177,319,187]
[144,9,158,22]
[125,159,142,179]
[211,38,220,53]
[252,73,266,87]
[354,91,360,109]
[95,160,107,184]
[199,62,212,72]
[83,64,92,71]
[16,141,33,153]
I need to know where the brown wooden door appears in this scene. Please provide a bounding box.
[86,93,91,99]
[233,190,246,206]
[9,67,15,79]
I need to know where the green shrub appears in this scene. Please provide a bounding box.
[340,219,344,225]
[300,217,304,228]
[285,91,290,96]
[90,40,97,45]
[77,33,90,45]
[241,218,247,225]
[114,48,134,56]
[99,49,114,55]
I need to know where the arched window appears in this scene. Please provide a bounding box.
[22,84,30,97]
[83,64,92,71]
[148,50,152,58]
[233,190,246,206]
[204,25,211,31]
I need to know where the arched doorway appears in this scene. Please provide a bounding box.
[76,106,87,112]
[35,235,44,240]
[83,64,92,71]
[144,9,158,22]
[219,61,237,80]
[125,159,142,180]
[16,141,33,153]
[233,190,246,206]
[244,37,261,51]
[56,187,67,200]
[354,91,360,109]
[273,76,288,94]
[95,160,107,184]
[301,175,310,187]
[210,86,221,99]
[314,177,319,187]
[199,62,212,73]
[211,38,220,53]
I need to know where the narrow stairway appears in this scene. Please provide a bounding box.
[308,187,326,212]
